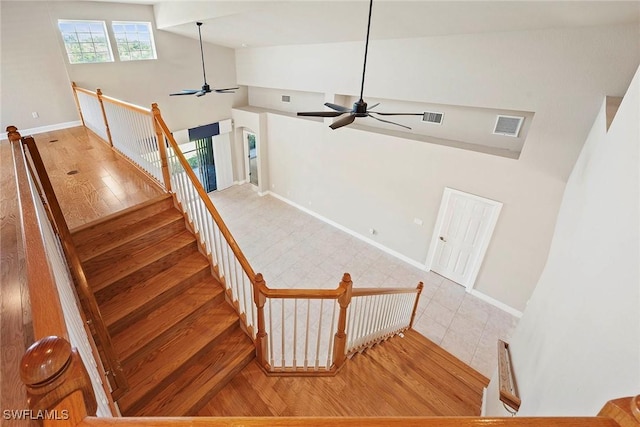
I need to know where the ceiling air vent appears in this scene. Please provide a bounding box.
[422,111,444,124]
[281,95,291,103]
[494,115,524,137]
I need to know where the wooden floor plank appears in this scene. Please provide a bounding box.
[201,330,487,417]
[33,127,164,230]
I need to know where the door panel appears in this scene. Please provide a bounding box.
[428,188,502,289]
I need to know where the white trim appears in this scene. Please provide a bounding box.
[1,120,82,140]
[469,288,523,318]
[231,184,521,317]
[266,191,427,271]
[481,387,488,416]
[425,187,502,292]
[233,179,247,185]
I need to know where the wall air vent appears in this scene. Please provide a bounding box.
[422,111,444,124]
[494,115,524,137]
[281,95,291,103]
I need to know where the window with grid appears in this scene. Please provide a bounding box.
[58,20,114,64]
[112,21,157,61]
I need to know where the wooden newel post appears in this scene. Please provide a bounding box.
[332,272,353,369]
[409,281,424,328]
[253,273,269,369]
[96,88,114,147]
[20,336,97,425]
[70,82,85,127]
[151,103,172,192]
[6,125,21,143]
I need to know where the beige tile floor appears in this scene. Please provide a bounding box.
[209,183,518,377]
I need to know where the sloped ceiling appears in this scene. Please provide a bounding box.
[148,1,640,48]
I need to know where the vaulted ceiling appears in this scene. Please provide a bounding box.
[124,1,640,48]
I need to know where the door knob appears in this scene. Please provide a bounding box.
[439,236,447,242]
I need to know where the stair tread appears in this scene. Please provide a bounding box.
[71,195,173,244]
[77,208,184,263]
[101,256,210,329]
[118,301,239,414]
[133,328,255,416]
[85,230,196,293]
[112,278,224,362]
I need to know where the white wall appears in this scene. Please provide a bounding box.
[1,2,79,132]
[486,65,640,416]
[0,1,247,135]
[235,24,640,311]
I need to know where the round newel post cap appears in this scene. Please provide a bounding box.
[341,272,352,282]
[20,336,72,386]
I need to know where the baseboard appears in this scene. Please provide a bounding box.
[247,186,523,318]
[233,179,247,185]
[266,191,427,271]
[469,289,523,318]
[0,120,82,140]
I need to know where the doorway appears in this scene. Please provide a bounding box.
[244,130,258,186]
[426,188,502,290]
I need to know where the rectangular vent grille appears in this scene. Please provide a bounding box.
[281,95,291,103]
[494,115,524,137]
[422,111,444,124]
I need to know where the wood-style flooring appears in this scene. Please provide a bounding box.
[199,329,488,417]
[32,126,164,230]
[3,126,489,418]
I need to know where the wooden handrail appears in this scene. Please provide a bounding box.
[12,128,128,396]
[71,82,86,127]
[352,286,422,296]
[8,126,68,340]
[152,105,257,281]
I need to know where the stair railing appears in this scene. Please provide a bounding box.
[6,126,118,415]
[70,83,426,375]
[70,82,171,190]
[18,336,640,425]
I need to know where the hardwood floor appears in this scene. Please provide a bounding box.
[32,127,164,230]
[4,126,489,419]
[198,329,488,417]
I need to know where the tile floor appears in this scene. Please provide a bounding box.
[209,183,518,377]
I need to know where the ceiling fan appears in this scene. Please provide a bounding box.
[170,22,239,97]
[297,0,422,130]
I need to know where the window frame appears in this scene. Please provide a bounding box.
[111,21,157,62]
[57,19,114,65]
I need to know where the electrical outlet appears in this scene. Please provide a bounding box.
[413,218,423,226]
[32,112,39,118]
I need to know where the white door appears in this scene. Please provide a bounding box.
[212,133,234,191]
[426,188,502,289]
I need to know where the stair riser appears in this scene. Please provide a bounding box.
[79,215,186,264]
[106,265,213,336]
[93,240,199,297]
[119,322,240,415]
[185,348,255,416]
[73,196,174,246]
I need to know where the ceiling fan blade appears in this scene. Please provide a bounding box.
[330,114,356,130]
[195,91,207,97]
[214,87,240,93]
[297,111,345,117]
[367,103,380,110]
[368,113,412,130]
[371,112,423,116]
[324,102,352,113]
[170,90,199,96]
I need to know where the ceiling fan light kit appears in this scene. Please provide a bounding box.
[297,0,422,130]
[170,22,239,97]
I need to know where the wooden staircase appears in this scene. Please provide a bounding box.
[71,194,255,416]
